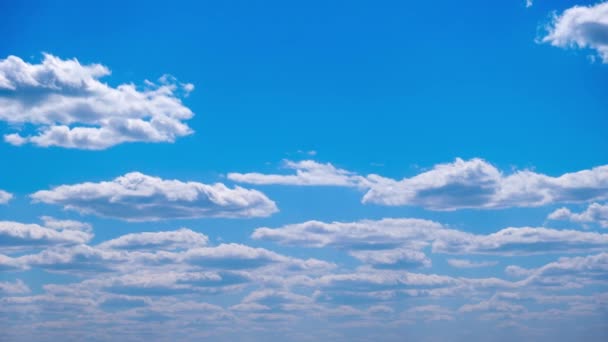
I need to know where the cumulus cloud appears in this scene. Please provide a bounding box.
[98,228,208,251]
[232,158,608,210]
[541,2,608,63]
[0,53,194,149]
[548,203,608,228]
[0,189,13,203]
[228,160,369,187]
[0,219,93,253]
[31,172,278,221]
[363,158,608,210]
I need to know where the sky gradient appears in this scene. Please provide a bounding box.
[1,1,607,341]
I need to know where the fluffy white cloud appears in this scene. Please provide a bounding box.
[548,203,608,228]
[0,54,194,149]
[98,228,208,251]
[31,172,278,221]
[541,2,608,63]
[447,259,498,269]
[0,219,93,253]
[232,158,608,210]
[0,189,12,204]
[364,158,608,210]
[228,160,369,187]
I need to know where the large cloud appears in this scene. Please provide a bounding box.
[0,54,194,149]
[231,158,608,210]
[548,202,608,228]
[363,158,608,210]
[541,2,608,63]
[30,172,278,221]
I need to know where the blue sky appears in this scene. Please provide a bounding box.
[1,0,607,341]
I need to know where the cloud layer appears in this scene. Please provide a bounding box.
[30,172,278,221]
[0,54,195,149]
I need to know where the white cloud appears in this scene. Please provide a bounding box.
[363,158,608,210]
[518,252,608,288]
[31,172,278,221]
[348,249,432,269]
[433,226,608,255]
[228,160,369,187]
[548,202,608,228]
[182,243,335,272]
[39,216,92,232]
[98,228,208,251]
[0,280,30,295]
[526,0,533,9]
[0,219,93,253]
[253,218,441,269]
[459,296,526,314]
[0,53,194,149]
[447,259,498,269]
[254,218,608,260]
[541,2,608,62]
[232,158,608,210]
[0,189,13,204]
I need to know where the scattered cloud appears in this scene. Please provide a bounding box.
[0,280,30,295]
[516,252,608,288]
[228,160,369,187]
[0,53,194,149]
[254,218,608,260]
[0,219,93,253]
[232,158,608,211]
[363,158,608,210]
[433,226,608,256]
[98,228,208,251]
[0,189,13,204]
[548,203,608,228]
[447,259,498,268]
[541,2,608,63]
[31,172,278,221]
